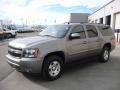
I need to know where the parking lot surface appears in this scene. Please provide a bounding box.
[0,32,120,90]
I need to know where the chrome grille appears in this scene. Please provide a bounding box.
[8,46,22,58]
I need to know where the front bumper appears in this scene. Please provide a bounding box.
[6,54,43,73]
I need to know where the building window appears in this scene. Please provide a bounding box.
[100,18,103,24]
[88,19,91,23]
[95,19,98,23]
[92,21,94,23]
[105,15,111,25]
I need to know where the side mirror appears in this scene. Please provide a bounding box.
[69,33,80,40]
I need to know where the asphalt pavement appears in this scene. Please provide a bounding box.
[0,32,120,90]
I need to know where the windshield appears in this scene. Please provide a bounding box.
[39,25,70,38]
[8,25,17,30]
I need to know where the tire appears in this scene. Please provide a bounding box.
[7,33,12,38]
[12,35,16,38]
[42,55,63,81]
[99,47,110,62]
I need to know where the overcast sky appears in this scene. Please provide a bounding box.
[0,0,112,25]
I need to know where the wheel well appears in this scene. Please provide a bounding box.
[104,43,111,50]
[44,51,65,63]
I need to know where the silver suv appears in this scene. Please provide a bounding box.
[3,28,17,38]
[6,23,115,80]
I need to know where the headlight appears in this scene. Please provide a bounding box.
[23,48,39,58]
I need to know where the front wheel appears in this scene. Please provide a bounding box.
[6,33,12,38]
[12,35,16,38]
[99,47,110,62]
[42,55,63,81]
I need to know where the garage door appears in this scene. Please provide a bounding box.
[115,13,120,29]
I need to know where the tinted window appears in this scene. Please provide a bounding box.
[71,25,86,39]
[86,25,98,38]
[97,25,113,36]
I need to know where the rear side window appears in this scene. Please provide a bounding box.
[71,25,86,39]
[86,25,98,38]
[97,25,113,36]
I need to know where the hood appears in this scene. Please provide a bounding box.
[9,36,57,48]
[5,30,16,33]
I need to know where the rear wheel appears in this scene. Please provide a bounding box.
[99,47,110,62]
[42,55,63,81]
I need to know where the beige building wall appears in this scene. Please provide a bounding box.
[89,0,120,30]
